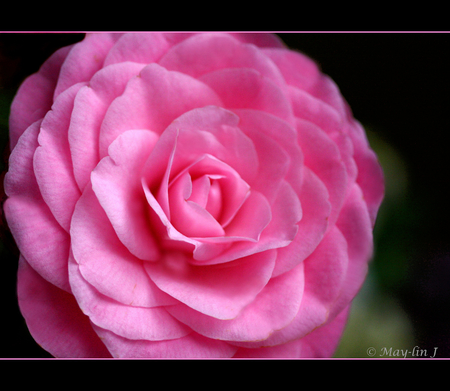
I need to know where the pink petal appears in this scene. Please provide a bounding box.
[159,33,286,90]
[188,181,300,266]
[69,61,146,191]
[246,226,348,348]
[34,83,83,232]
[17,257,111,358]
[331,184,373,319]
[289,85,344,136]
[145,249,276,320]
[9,44,72,150]
[167,259,304,342]
[91,130,161,261]
[296,306,350,358]
[68,254,191,341]
[71,182,176,308]
[262,47,321,92]
[273,167,331,277]
[233,306,350,358]
[199,67,294,125]
[233,338,303,358]
[233,109,304,201]
[174,154,252,228]
[296,118,348,227]
[103,32,170,66]
[232,32,286,48]
[347,120,385,225]
[168,171,225,238]
[93,327,237,358]
[4,121,71,292]
[54,33,122,98]
[98,63,223,157]
[223,189,272,241]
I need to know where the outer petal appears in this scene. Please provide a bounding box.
[71,182,175,308]
[199,67,295,126]
[296,306,350,358]
[244,226,348,348]
[69,61,146,191]
[68,254,191,342]
[232,33,286,48]
[167,260,303,342]
[4,121,71,292]
[17,257,111,358]
[94,327,237,358]
[262,47,321,92]
[273,167,331,277]
[145,249,277,320]
[103,33,170,66]
[98,63,223,157]
[91,130,161,261]
[346,120,385,225]
[9,44,73,149]
[233,306,350,358]
[296,118,348,227]
[34,83,84,232]
[54,33,122,98]
[159,33,286,90]
[331,184,373,319]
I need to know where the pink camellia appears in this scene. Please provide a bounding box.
[3,32,384,358]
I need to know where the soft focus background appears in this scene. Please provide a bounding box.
[1,32,449,359]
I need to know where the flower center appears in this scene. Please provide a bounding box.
[167,154,250,238]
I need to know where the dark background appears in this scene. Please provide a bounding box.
[1,32,449,358]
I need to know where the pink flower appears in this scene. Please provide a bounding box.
[3,33,384,358]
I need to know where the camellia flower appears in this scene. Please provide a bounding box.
[3,32,384,358]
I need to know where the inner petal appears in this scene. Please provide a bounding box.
[168,172,225,238]
[204,178,222,221]
[189,174,224,222]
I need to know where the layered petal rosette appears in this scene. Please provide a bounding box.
[3,32,384,358]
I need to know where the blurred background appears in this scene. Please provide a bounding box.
[1,32,449,358]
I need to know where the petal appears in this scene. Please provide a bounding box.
[145,249,276,320]
[289,85,344,135]
[296,118,348,227]
[273,167,331,277]
[199,67,294,125]
[159,33,286,89]
[4,121,71,292]
[347,120,385,225]
[296,306,350,358]
[233,305,350,358]
[98,63,223,157]
[68,254,191,341]
[71,182,175,308]
[233,109,304,199]
[168,171,225,238]
[91,130,161,261]
[9,44,73,150]
[34,83,84,232]
[54,33,122,98]
[103,32,170,66]
[17,257,111,358]
[331,184,373,319]
[69,61,146,191]
[232,32,286,48]
[189,181,299,266]
[262,47,321,92]
[249,226,348,348]
[94,327,237,358]
[167,259,304,342]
